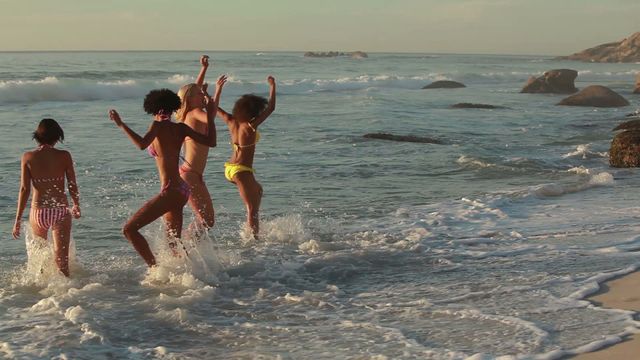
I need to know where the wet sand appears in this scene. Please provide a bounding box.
[572,271,640,359]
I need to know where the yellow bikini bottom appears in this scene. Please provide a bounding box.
[224,162,254,182]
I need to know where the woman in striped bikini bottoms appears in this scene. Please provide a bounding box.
[12,118,81,277]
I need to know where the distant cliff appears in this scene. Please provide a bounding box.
[558,32,640,63]
[304,51,368,59]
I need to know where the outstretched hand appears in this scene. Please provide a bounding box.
[215,75,228,92]
[109,109,123,127]
[267,76,275,86]
[200,55,209,68]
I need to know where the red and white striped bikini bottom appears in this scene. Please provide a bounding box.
[30,207,70,231]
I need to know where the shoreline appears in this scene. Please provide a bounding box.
[571,271,640,359]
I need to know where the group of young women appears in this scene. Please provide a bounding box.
[12,55,277,276]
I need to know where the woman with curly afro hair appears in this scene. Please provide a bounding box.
[108,86,222,267]
[217,76,276,238]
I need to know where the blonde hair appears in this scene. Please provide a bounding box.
[176,83,201,121]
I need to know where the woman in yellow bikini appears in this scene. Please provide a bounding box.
[217,76,276,238]
[176,55,227,233]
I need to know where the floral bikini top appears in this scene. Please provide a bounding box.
[31,144,65,184]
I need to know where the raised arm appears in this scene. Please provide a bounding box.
[212,74,227,108]
[250,76,276,128]
[181,92,217,147]
[13,153,32,239]
[196,55,209,88]
[109,109,158,150]
[214,74,232,125]
[217,107,233,125]
[64,152,81,219]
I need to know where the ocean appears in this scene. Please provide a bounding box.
[0,51,639,359]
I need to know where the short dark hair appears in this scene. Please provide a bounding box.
[143,89,181,115]
[32,118,64,145]
[232,94,268,121]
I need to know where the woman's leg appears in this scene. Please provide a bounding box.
[182,172,215,229]
[123,192,183,267]
[234,172,263,237]
[163,207,184,239]
[163,206,186,256]
[51,213,72,277]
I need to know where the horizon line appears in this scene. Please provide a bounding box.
[0,49,559,57]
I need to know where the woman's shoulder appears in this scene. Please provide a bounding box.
[50,147,71,155]
[49,148,72,163]
[187,108,208,122]
[21,150,35,162]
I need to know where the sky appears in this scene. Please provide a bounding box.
[1,0,639,55]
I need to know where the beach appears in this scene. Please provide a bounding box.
[0,51,639,359]
[574,272,640,359]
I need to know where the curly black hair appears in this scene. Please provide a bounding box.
[232,94,268,121]
[33,118,64,145]
[143,89,181,115]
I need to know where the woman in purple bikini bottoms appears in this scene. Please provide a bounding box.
[12,118,81,277]
[176,55,227,233]
[108,87,219,267]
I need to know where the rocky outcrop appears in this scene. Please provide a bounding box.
[635,74,640,94]
[558,32,640,63]
[350,51,368,59]
[558,85,629,107]
[304,51,368,59]
[450,103,506,109]
[610,128,640,167]
[614,119,640,131]
[363,133,444,144]
[422,81,466,89]
[521,69,578,94]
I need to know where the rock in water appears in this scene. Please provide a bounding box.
[521,69,578,94]
[610,130,640,167]
[613,119,640,131]
[350,51,368,59]
[422,81,466,89]
[363,133,444,144]
[304,51,368,58]
[558,32,640,63]
[558,85,629,107]
[450,103,506,109]
[635,74,640,94]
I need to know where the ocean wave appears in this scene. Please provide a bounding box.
[562,144,608,160]
[0,74,247,104]
[284,73,452,93]
[532,172,614,197]
[456,155,496,168]
[567,166,591,175]
[0,73,450,103]
[0,76,148,104]
[578,69,640,76]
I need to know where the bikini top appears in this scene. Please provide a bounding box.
[31,144,66,183]
[32,176,65,184]
[184,123,208,143]
[146,116,172,158]
[232,131,260,152]
[231,123,261,152]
